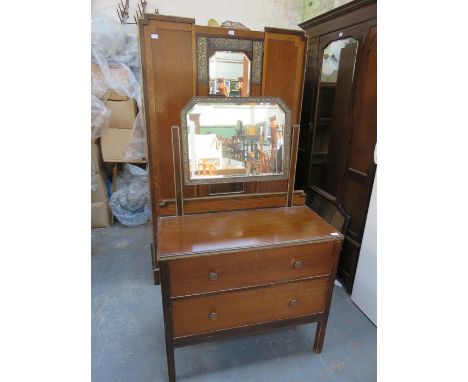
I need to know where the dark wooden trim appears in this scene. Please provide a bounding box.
[307,185,336,202]
[313,240,342,353]
[160,262,176,382]
[173,312,324,347]
[306,185,351,234]
[264,27,305,36]
[299,0,376,29]
[171,126,184,216]
[344,234,361,248]
[150,243,160,285]
[170,274,331,301]
[346,166,368,183]
[287,124,300,207]
[140,13,195,25]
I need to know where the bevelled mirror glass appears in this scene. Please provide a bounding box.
[209,51,251,97]
[181,97,291,185]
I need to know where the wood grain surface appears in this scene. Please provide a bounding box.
[158,206,343,259]
[172,277,328,337]
[168,241,334,297]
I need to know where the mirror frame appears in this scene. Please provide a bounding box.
[180,96,292,185]
[197,36,264,87]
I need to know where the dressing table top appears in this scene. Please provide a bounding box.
[158,205,343,260]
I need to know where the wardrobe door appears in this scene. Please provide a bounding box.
[260,30,307,193]
[139,17,196,207]
[307,24,365,199]
[336,23,377,292]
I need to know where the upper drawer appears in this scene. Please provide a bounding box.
[168,241,334,297]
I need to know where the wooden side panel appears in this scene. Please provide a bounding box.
[141,19,196,204]
[172,278,328,337]
[262,32,306,126]
[260,32,307,193]
[169,242,334,297]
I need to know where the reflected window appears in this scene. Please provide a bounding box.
[321,38,358,82]
[209,51,250,97]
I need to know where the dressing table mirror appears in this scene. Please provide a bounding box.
[180,97,291,185]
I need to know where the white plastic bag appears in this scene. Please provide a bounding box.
[109,164,150,226]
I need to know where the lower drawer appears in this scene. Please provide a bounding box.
[172,277,329,338]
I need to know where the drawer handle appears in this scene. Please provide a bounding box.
[293,260,303,269]
[209,311,218,320]
[208,271,218,281]
[289,299,299,307]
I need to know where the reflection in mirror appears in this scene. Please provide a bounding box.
[181,97,291,185]
[310,37,358,196]
[209,51,250,97]
[320,38,358,82]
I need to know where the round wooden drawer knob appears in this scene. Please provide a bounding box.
[209,311,218,320]
[289,299,299,307]
[294,260,303,269]
[208,271,218,281]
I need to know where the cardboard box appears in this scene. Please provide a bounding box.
[92,171,108,204]
[100,127,132,162]
[105,98,137,129]
[91,202,112,228]
[91,142,103,174]
[107,90,129,101]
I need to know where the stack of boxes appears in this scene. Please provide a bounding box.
[100,91,138,161]
[91,63,140,228]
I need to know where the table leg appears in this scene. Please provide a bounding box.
[313,320,327,353]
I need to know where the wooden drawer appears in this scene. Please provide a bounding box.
[168,242,334,297]
[172,278,328,337]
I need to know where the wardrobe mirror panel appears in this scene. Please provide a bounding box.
[209,51,251,97]
[311,37,358,195]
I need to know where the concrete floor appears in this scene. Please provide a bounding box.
[92,223,376,382]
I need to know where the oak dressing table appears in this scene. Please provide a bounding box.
[154,98,343,381]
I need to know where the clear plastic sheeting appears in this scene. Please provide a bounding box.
[91,17,141,102]
[91,95,110,140]
[91,16,145,161]
[109,164,150,226]
[124,111,147,161]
